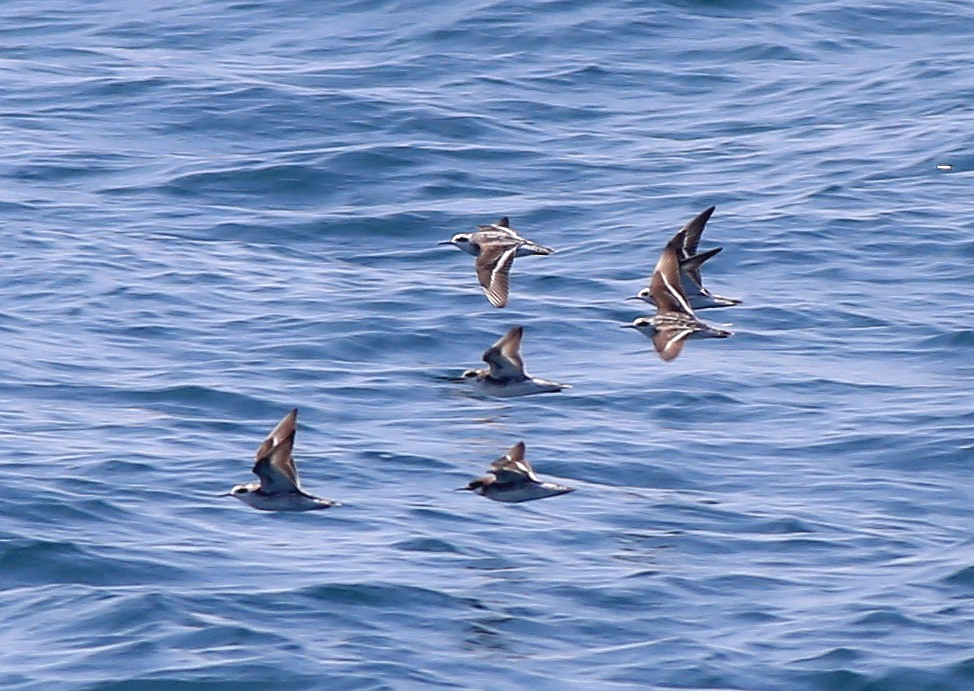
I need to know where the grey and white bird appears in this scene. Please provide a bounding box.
[623,228,732,361]
[439,217,553,307]
[458,441,574,503]
[629,206,741,310]
[457,325,569,396]
[223,409,339,511]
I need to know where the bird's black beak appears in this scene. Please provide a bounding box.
[620,323,637,329]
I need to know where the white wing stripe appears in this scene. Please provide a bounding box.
[661,270,694,315]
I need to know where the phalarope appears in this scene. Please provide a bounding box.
[439,217,553,307]
[457,325,569,396]
[629,206,741,310]
[623,228,732,361]
[224,409,339,511]
[458,441,573,503]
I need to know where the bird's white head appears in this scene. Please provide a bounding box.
[226,483,258,506]
[439,233,478,255]
[635,287,655,304]
[458,477,489,495]
[622,317,657,335]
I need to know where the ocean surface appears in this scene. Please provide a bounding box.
[1,1,973,689]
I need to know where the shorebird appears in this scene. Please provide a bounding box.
[623,228,732,361]
[629,206,741,310]
[223,409,339,511]
[458,441,574,503]
[456,325,568,396]
[439,217,553,307]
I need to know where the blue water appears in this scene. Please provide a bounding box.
[2,0,973,688]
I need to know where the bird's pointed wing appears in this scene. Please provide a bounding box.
[482,326,526,379]
[475,243,518,308]
[254,408,297,463]
[488,441,539,483]
[252,409,301,492]
[650,231,696,317]
[477,216,519,236]
[680,206,716,257]
[496,325,525,370]
[680,246,722,289]
[652,328,693,362]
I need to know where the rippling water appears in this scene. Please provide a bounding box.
[2,1,974,688]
